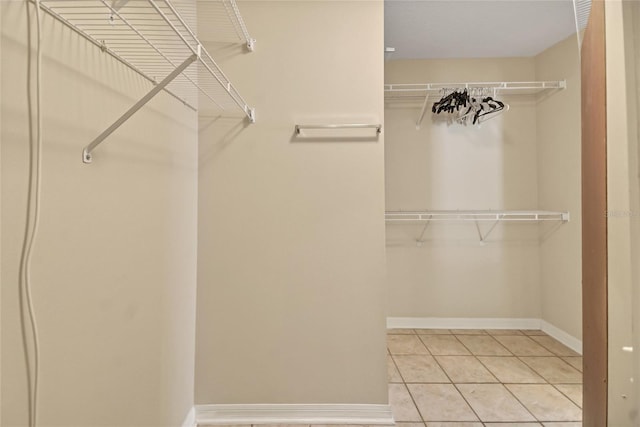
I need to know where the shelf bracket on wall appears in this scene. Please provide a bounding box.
[222,0,256,51]
[416,94,430,129]
[474,216,502,245]
[415,215,432,246]
[83,51,199,163]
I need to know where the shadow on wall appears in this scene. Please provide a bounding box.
[198,116,249,167]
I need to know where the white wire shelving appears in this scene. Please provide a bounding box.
[385,210,570,244]
[385,80,566,128]
[38,0,256,163]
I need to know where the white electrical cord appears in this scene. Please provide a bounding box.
[19,0,43,425]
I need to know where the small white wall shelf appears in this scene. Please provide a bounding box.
[384,80,566,128]
[38,0,256,163]
[385,210,570,244]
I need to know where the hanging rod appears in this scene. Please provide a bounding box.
[295,124,382,135]
[385,210,570,222]
[384,80,566,128]
[37,0,256,163]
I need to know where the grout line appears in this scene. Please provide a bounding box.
[454,333,514,357]
[402,378,426,423]
[500,380,541,423]
[387,346,427,423]
[427,349,483,423]
[389,353,407,384]
[530,335,580,358]
[550,383,584,409]
[450,382,483,424]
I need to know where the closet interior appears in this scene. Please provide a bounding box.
[383,0,583,372]
[382,7,585,421]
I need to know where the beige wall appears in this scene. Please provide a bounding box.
[632,0,640,418]
[385,58,543,320]
[1,1,198,425]
[534,34,583,340]
[605,1,640,424]
[195,1,387,405]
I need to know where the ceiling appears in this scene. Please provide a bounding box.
[385,0,581,59]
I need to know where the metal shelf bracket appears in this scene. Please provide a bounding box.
[82,53,198,163]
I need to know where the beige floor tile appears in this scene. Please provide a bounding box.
[486,329,524,336]
[542,423,582,427]
[494,336,554,356]
[388,328,417,335]
[520,357,582,384]
[408,384,478,422]
[562,357,583,372]
[388,334,430,355]
[449,329,487,335]
[484,424,543,427]
[312,425,392,427]
[477,356,546,383]
[419,335,470,355]
[388,355,403,383]
[530,336,580,357]
[396,423,425,427]
[389,383,422,422]
[415,329,452,335]
[426,423,483,427]
[264,425,309,427]
[435,356,498,383]
[507,384,582,421]
[484,424,542,427]
[457,384,536,422]
[555,384,583,408]
[456,335,512,356]
[394,355,450,383]
[521,329,547,336]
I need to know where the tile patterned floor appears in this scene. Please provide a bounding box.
[387,328,583,427]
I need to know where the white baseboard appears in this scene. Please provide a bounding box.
[387,317,583,355]
[182,406,196,427]
[387,317,541,330]
[195,404,394,425]
[540,320,583,355]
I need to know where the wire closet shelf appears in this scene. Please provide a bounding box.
[384,80,567,100]
[385,210,570,245]
[385,210,570,222]
[38,0,256,162]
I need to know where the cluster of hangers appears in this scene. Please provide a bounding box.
[432,88,509,125]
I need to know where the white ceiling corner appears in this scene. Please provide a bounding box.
[384,0,581,59]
